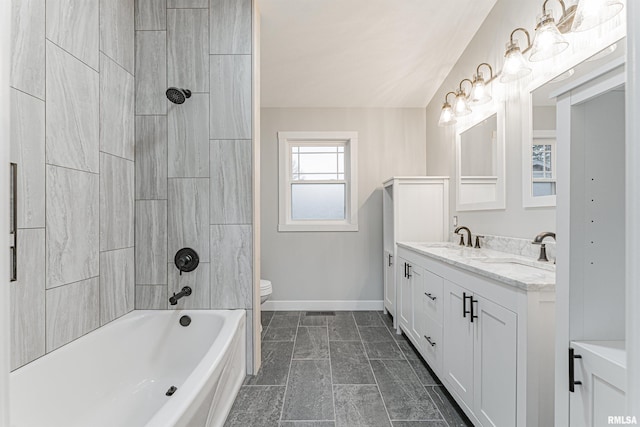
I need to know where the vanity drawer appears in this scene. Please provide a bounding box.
[420,313,443,375]
[423,269,444,323]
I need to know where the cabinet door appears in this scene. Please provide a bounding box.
[409,265,425,343]
[442,280,474,412]
[397,258,411,332]
[570,347,626,427]
[384,250,394,315]
[473,295,517,427]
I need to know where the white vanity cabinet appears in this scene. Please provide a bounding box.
[382,177,449,322]
[396,244,555,427]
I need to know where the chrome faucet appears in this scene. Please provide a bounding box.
[532,232,556,262]
[169,286,192,305]
[454,226,473,247]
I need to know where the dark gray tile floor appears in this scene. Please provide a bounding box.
[224,311,473,427]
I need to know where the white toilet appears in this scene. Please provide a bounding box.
[260,279,272,304]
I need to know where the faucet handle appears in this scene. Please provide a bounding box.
[474,235,484,249]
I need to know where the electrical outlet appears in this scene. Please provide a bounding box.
[453,215,458,227]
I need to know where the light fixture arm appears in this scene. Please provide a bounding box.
[458,79,473,96]
[444,91,456,104]
[509,27,532,53]
[542,0,567,17]
[476,63,494,83]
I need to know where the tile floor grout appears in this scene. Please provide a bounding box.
[226,311,472,427]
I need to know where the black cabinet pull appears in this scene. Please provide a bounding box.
[425,292,436,301]
[470,297,479,323]
[404,262,407,278]
[424,335,436,347]
[388,254,393,267]
[462,292,472,318]
[569,347,582,392]
[407,264,412,278]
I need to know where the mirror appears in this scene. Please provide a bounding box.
[456,105,506,211]
[522,39,625,207]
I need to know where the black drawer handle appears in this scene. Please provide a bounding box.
[470,297,479,323]
[424,335,436,347]
[569,347,582,392]
[388,254,393,267]
[406,264,412,278]
[425,292,436,301]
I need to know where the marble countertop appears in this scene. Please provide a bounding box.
[397,242,556,292]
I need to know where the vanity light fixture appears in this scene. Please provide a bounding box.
[550,68,575,82]
[500,28,532,83]
[572,0,624,32]
[453,79,473,117]
[586,43,618,62]
[438,91,457,127]
[529,0,571,62]
[470,63,495,105]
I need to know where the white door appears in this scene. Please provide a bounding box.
[443,280,474,412]
[473,295,517,427]
[570,345,626,427]
[384,250,394,315]
[397,257,411,332]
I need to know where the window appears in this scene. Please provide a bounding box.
[278,131,358,232]
[531,134,556,197]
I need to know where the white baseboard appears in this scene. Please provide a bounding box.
[261,300,384,311]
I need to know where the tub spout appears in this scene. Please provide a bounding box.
[169,286,192,305]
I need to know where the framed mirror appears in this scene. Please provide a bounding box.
[522,39,625,208]
[455,104,506,211]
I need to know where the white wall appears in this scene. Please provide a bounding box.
[261,108,426,307]
[425,0,625,239]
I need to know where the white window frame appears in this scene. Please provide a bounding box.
[278,131,358,232]
[531,130,557,197]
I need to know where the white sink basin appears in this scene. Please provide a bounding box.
[473,257,555,272]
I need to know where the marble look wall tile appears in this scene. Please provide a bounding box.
[100,54,135,160]
[168,262,210,309]
[100,154,135,251]
[46,277,100,351]
[168,179,210,261]
[210,55,251,139]
[210,140,251,224]
[10,89,45,228]
[135,31,166,115]
[135,200,168,284]
[135,0,166,30]
[100,248,135,325]
[11,0,45,98]
[100,0,135,73]
[10,229,45,370]
[168,94,209,178]
[136,116,168,199]
[46,42,100,173]
[168,0,207,7]
[46,0,99,69]
[210,225,252,309]
[135,285,168,309]
[167,8,208,93]
[210,0,251,54]
[46,166,99,288]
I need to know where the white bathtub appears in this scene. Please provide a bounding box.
[10,310,246,427]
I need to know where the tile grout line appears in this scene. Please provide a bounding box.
[354,312,394,427]
[278,312,300,423]
[327,319,337,425]
[377,311,451,427]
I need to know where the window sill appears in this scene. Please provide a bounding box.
[278,223,359,232]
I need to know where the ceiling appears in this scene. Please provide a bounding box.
[259,0,497,108]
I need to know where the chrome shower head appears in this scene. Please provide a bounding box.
[166,87,192,104]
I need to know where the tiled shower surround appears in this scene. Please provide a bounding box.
[10,0,255,371]
[134,0,255,362]
[10,0,135,369]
